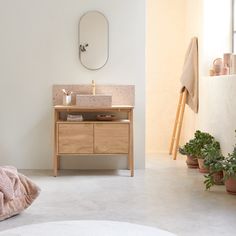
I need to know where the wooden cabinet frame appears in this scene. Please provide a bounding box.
[53,106,134,177]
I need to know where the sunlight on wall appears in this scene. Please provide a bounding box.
[147,0,232,154]
[181,0,203,145]
[204,0,232,52]
[201,0,232,75]
[146,0,186,154]
[182,0,232,148]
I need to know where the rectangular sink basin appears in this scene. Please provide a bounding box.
[76,94,112,107]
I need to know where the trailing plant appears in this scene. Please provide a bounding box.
[221,131,236,180]
[202,141,224,190]
[222,146,236,180]
[204,130,236,190]
[202,141,222,169]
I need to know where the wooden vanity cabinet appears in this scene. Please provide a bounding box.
[58,123,93,154]
[53,106,134,177]
[94,123,129,154]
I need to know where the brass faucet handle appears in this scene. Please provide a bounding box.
[92,80,96,95]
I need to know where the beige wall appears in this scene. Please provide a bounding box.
[147,0,232,154]
[181,0,203,145]
[146,0,186,153]
[183,0,231,145]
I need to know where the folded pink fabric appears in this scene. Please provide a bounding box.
[0,166,21,202]
[0,166,40,221]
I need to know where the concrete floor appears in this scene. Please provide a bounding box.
[1,155,236,235]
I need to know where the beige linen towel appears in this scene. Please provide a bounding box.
[180,37,199,113]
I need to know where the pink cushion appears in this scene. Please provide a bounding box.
[0,169,40,221]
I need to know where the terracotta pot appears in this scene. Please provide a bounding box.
[225,177,236,195]
[186,155,199,168]
[212,171,224,185]
[197,159,209,173]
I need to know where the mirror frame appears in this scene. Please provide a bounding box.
[79,11,109,70]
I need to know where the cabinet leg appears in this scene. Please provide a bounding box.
[53,155,58,177]
[57,156,60,170]
[128,109,134,177]
[128,153,134,177]
[131,169,134,177]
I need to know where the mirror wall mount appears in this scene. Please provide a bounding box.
[79,11,109,70]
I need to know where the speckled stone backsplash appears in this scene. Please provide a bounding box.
[52,85,135,106]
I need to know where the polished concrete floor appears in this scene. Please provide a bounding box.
[1,155,236,235]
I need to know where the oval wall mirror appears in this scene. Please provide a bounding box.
[79,11,109,70]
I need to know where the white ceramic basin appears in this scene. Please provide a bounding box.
[76,94,112,107]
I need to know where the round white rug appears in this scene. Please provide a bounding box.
[0,220,175,236]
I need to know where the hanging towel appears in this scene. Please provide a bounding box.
[180,37,199,113]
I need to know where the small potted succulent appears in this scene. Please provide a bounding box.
[222,146,236,195]
[179,139,199,168]
[193,130,216,173]
[179,130,216,172]
[202,141,224,190]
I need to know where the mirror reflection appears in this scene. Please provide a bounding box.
[79,11,109,70]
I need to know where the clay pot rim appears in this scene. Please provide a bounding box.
[224,174,236,181]
[187,155,198,159]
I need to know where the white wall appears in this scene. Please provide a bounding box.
[198,75,236,156]
[201,0,232,75]
[184,0,231,76]
[0,0,146,169]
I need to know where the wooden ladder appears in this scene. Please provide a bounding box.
[169,88,187,160]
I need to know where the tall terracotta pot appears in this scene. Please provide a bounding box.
[186,155,199,168]
[212,171,224,185]
[225,177,236,195]
[197,159,209,173]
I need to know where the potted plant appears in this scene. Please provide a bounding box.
[179,139,199,168]
[193,130,216,173]
[222,146,236,195]
[179,130,216,172]
[202,141,224,190]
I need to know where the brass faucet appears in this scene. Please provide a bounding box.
[92,80,96,95]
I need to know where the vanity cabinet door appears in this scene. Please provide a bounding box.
[94,123,129,154]
[58,123,93,154]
